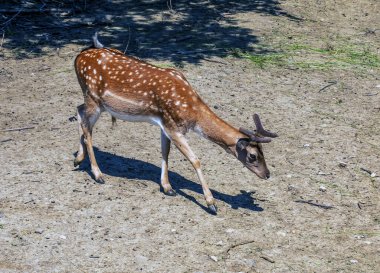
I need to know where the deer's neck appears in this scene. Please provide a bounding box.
[195,105,245,151]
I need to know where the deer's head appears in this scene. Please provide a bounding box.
[235,114,278,179]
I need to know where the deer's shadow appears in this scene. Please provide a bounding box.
[74,147,263,214]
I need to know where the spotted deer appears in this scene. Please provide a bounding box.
[74,34,278,213]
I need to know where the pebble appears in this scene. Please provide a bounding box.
[350,259,358,264]
[319,185,327,192]
[35,228,44,234]
[59,235,67,240]
[339,161,347,167]
[136,254,148,264]
[303,143,310,147]
[215,240,224,246]
[242,258,256,267]
[210,255,218,262]
[317,171,331,176]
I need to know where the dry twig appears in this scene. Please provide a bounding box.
[225,240,255,255]
[260,255,275,263]
[319,81,337,92]
[167,0,174,12]
[295,199,334,209]
[0,32,4,50]
[2,126,35,132]
[1,7,23,24]
[123,25,131,54]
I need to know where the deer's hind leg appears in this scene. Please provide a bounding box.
[74,98,104,183]
[74,104,87,167]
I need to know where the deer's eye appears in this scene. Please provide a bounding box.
[248,154,257,163]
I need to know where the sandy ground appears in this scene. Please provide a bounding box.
[1,0,379,272]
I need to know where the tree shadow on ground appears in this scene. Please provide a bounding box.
[1,0,301,64]
[74,147,264,214]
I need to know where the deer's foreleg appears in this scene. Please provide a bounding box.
[169,132,217,213]
[160,130,176,196]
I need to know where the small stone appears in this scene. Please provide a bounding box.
[215,240,223,246]
[287,184,297,192]
[339,162,347,167]
[350,259,358,264]
[59,235,67,240]
[303,143,310,147]
[210,255,218,262]
[171,229,176,233]
[317,171,331,176]
[319,185,327,192]
[370,172,377,178]
[35,228,44,234]
[226,228,235,233]
[243,258,256,267]
[136,254,148,264]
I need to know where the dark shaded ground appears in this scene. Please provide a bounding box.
[1,0,300,64]
[75,147,264,213]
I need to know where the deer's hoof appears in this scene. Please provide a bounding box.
[73,159,82,167]
[95,177,105,184]
[208,204,218,214]
[164,189,177,196]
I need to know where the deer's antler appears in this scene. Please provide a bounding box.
[253,114,278,138]
[239,114,278,143]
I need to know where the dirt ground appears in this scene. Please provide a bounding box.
[1,0,379,272]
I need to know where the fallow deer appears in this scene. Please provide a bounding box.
[73,34,278,213]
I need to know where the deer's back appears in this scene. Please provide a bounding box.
[75,48,208,129]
